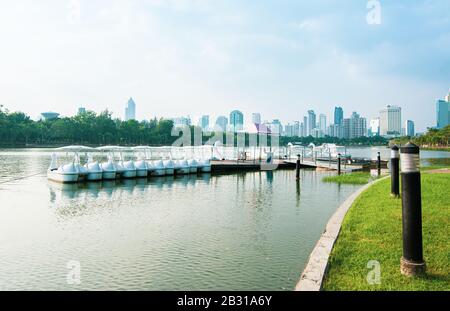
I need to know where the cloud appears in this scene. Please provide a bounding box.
[293,18,323,32]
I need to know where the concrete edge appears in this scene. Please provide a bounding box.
[294,176,389,291]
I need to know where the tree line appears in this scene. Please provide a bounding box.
[1,106,389,147]
[0,107,177,146]
[391,125,450,148]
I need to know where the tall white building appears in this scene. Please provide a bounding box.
[379,105,402,136]
[369,118,380,136]
[125,98,136,121]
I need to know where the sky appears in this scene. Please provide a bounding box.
[0,0,449,132]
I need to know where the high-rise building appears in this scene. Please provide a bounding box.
[436,97,449,129]
[329,124,344,138]
[334,107,344,125]
[199,115,209,130]
[349,112,367,139]
[252,113,261,125]
[406,120,415,137]
[343,118,350,139]
[284,123,294,137]
[78,107,86,115]
[369,118,380,136]
[445,93,450,102]
[125,97,136,121]
[379,105,402,136]
[229,110,244,132]
[307,110,316,136]
[215,116,228,131]
[269,119,283,135]
[293,121,300,137]
[303,116,308,136]
[319,114,327,134]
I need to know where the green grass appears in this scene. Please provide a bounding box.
[322,173,450,290]
[322,172,375,185]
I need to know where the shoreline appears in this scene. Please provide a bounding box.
[295,176,389,291]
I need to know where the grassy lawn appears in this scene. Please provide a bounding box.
[322,172,375,185]
[322,173,450,290]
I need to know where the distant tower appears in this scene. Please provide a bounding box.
[252,113,261,125]
[334,107,344,125]
[307,110,316,136]
[229,110,244,132]
[215,116,228,132]
[78,107,86,115]
[319,114,327,134]
[125,98,136,121]
[405,120,415,137]
[199,115,209,130]
[379,105,401,136]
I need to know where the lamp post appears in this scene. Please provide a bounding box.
[390,145,400,197]
[400,142,426,276]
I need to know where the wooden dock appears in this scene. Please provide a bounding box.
[211,158,388,173]
[211,160,295,173]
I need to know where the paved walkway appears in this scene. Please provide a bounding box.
[295,176,389,291]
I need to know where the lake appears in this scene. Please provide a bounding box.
[0,147,448,290]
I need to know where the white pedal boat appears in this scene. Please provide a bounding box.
[163,159,175,175]
[100,157,117,180]
[175,159,190,175]
[187,159,198,174]
[134,159,148,177]
[198,159,212,173]
[47,154,79,183]
[121,160,137,178]
[151,160,166,176]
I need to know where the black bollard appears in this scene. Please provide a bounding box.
[390,145,400,197]
[296,154,301,180]
[400,142,426,276]
[377,152,381,176]
[337,153,341,175]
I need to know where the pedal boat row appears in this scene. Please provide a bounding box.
[47,146,211,183]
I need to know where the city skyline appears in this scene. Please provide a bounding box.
[0,1,449,132]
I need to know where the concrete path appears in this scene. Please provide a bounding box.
[295,176,389,291]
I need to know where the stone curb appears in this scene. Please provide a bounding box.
[294,176,389,291]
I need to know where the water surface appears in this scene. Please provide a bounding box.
[0,148,448,290]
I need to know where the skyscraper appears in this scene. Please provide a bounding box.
[229,110,244,132]
[405,120,415,137]
[215,116,228,131]
[349,112,367,139]
[269,119,282,135]
[379,105,402,136]
[199,115,209,130]
[252,113,261,125]
[293,121,300,137]
[436,97,449,129]
[307,110,316,136]
[369,118,380,136]
[319,114,327,134]
[302,116,307,136]
[125,97,136,121]
[334,107,344,125]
